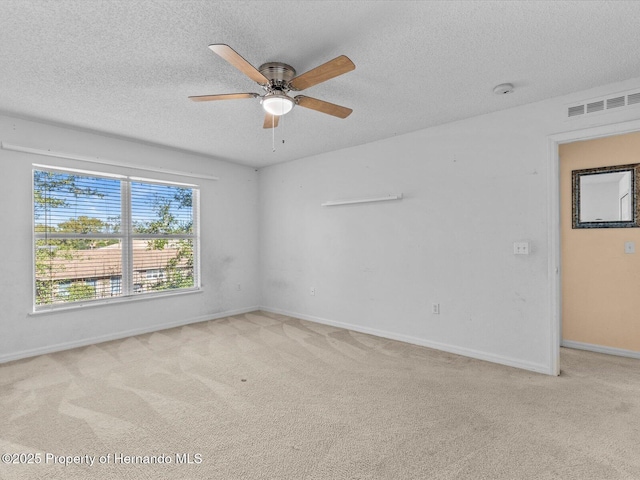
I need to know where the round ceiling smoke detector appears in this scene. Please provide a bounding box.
[493,83,514,95]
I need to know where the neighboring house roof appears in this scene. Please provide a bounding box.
[38,243,189,281]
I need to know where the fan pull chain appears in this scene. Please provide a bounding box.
[272,115,275,152]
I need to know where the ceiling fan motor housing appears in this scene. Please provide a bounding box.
[259,62,296,90]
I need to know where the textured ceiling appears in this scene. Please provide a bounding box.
[1,1,640,168]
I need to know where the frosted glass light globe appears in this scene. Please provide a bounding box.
[262,94,294,116]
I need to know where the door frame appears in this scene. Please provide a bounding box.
[547,118,640,375]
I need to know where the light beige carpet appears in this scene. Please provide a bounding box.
[1,311,639,479]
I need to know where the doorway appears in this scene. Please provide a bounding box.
[549,120,640,374]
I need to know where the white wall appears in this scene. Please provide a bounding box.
[258,77,640,375]
[581,181,620,221]
[0,114,260,362]
[4,77,640,372]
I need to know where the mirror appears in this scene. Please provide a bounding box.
[572,164,639,228]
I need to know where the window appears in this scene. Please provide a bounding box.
[33,167,199,310]
[145,269,164,280]
[110,276,121,296]
[57,282,71,298]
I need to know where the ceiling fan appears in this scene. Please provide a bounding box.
[189,44,355,128]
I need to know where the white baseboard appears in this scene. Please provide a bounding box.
[561,340,640,360]
[0,306,260,364]
[260,306,553,375]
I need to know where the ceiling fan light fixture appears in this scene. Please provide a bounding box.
[262,94,294,116]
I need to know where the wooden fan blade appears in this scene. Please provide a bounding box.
[289,55,355,91]
[295,95,353,119]
[208,44,269,85]
[189,93,258,102]
[263,113,280,129]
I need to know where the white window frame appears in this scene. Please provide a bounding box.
[145,269,164,280]
[32,165,201,312]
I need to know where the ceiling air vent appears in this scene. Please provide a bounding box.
[606,96,625,109]
[568,105,585,117]
[586,100,604,113]
[567,88,640,119]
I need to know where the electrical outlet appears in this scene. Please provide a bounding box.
[432,303,440,314]
[310,287,316,296]
[237,283,242,291]
[513,242,530,255]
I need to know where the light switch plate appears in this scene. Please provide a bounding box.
[625,241,635,254]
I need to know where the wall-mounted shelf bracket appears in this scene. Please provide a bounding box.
[321,193,403,207]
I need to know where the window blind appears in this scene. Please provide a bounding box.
[33,167,199,310]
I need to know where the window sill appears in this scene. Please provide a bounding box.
[29,288,203,316]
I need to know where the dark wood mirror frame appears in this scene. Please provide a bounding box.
[572,163,640,229]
